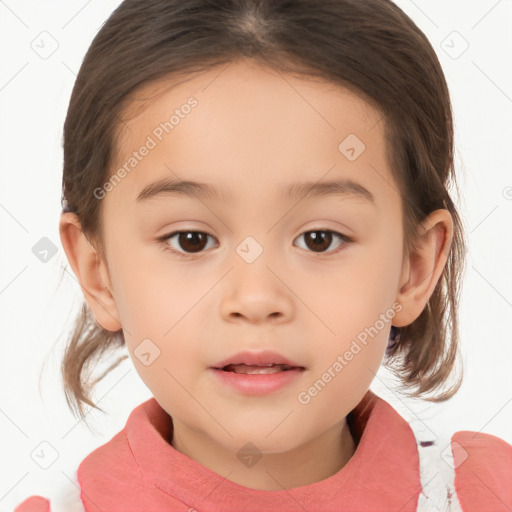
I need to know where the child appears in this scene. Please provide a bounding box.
[14,0,511,511]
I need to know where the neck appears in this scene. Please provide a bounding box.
[171,417,356,491]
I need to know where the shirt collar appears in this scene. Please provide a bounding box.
[125,389,421,511]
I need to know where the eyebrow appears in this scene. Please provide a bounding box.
[136,177,375,205]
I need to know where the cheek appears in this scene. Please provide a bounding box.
[115,272,202,401]
[107,240,193,330]
[299,234,402,335]
[107,253,207,365]
[295,333,384,433]
[294,233,402,398]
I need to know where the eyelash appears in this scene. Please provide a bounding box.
[157,229,353,259]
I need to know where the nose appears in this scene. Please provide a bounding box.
[219,258,294,325]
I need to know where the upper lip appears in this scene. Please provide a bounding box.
[211,350,304,369]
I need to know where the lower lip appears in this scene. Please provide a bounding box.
[209,367,304,395]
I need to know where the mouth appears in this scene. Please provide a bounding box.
[211,350,305,375]
[210,359,305,395]
[216,363,303,375]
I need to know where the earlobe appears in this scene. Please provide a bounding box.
[59,212,122,332]
[392,209,453,328]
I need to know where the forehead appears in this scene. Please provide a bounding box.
[108,59,394,208]
[117,60,381,140]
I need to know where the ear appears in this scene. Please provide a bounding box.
[393,209,453,327]
[59,212,122,332]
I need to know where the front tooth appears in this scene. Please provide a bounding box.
[234,366,284,374]
[223,363,295,374]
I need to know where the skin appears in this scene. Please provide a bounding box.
[59,58,453,491]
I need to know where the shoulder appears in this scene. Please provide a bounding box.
[453,430,512,512]
[13,401,152,512]
[14,470,84,512]
[77,428,142,486]
[14,496,51,512]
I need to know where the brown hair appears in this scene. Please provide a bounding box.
[58,0,466,424]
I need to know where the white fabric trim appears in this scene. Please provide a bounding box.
[409,419,464,512]
[50,470,85,512]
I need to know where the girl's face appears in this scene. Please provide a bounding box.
[99,59,407,471]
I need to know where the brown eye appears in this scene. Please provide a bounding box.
[160,228,351,259]
[161,230,216,256]
[294,230,350,254]
[178,232,208,252]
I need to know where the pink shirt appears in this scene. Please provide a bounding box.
[14,390,512,511]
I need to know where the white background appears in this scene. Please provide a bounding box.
[1,0,511,509]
